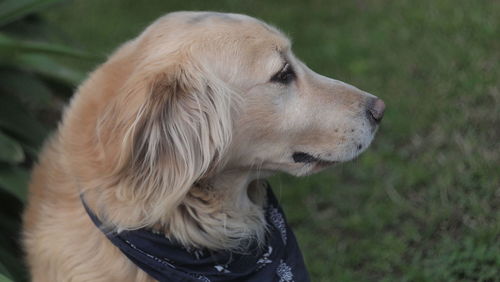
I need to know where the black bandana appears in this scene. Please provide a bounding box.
[81,185,310,282]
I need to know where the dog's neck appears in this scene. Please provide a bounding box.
[81,164,271,252]
[158,169,270,251]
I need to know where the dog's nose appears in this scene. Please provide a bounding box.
[366,98,385,124]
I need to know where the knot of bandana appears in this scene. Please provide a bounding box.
[81,185,310,282]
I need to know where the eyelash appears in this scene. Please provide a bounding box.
[270,63,295,84]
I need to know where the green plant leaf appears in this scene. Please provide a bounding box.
[0,0,64,27]
[0,166,29,202]
[0,70,53,110]
[12,53,86,85]
[0,273,13,282]
[0,33,100,60]
[0,131,25,164]
[0,94,46,150]
[0,261,13,282]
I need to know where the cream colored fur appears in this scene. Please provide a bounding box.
[23,11,381,281]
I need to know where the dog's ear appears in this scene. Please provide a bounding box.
[97,58,234,228]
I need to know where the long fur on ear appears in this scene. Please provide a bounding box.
[95,56,235,230]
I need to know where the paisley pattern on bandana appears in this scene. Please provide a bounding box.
[277,260,294,282]
[81,184,311,282]
[270,208,287,244]
[193,274,211,282]
[257,246,273,269]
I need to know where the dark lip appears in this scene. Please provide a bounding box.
[292,152,337,165]
[317,159,337,166]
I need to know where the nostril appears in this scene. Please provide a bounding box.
[366,98,385,124]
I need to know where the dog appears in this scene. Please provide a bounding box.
[22,11,385,281]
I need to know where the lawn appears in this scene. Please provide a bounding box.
[2,0,500,281]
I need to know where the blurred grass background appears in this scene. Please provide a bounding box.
[0,0,499,281]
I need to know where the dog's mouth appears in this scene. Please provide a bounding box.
[292,152,337,166]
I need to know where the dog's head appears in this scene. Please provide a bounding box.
[132,12,384,176]
[86,11,384,227]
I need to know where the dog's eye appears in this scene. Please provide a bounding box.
[271,63,295,84]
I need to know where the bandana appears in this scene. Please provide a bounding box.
[81,184,310,282]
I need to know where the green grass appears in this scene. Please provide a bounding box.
[39,0,500,280]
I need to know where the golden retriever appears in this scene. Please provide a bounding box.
[23,11,385,281]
